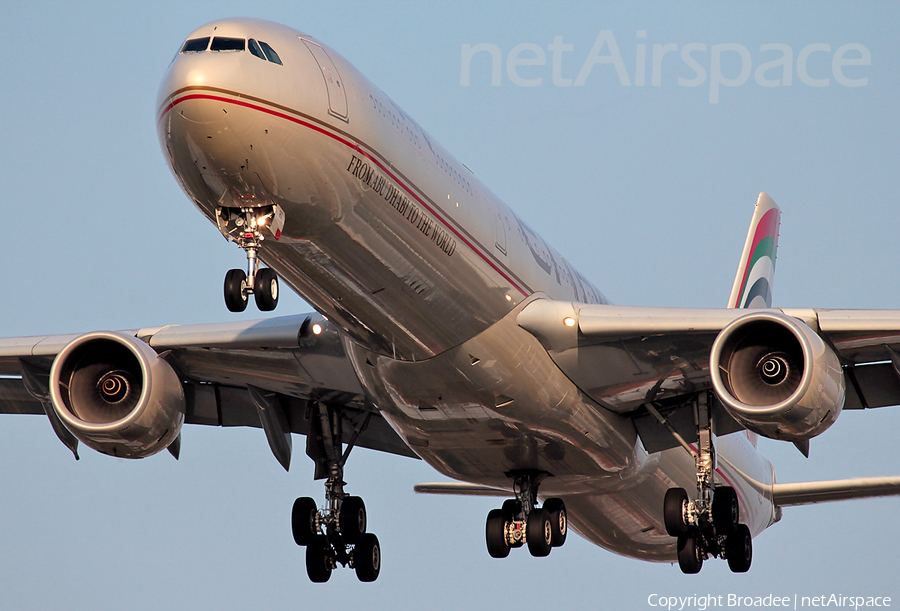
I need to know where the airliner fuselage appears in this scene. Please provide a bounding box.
[157,18,775,562]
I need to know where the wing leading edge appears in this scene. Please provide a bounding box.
[518,301,900,412]
[0,314,418,463]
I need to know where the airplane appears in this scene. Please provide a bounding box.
[2,17,899,583]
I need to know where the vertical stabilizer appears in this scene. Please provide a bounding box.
[728,192,781,309]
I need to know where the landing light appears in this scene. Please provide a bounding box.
[563,317,576,327]
[312,323,323,335]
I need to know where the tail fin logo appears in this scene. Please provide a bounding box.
[729,193,781,309]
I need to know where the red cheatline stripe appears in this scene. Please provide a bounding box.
[732,208,780,308]
[161,92,530,297]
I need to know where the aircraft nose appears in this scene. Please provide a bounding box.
[156,53,238,123]
[155,31,343,217]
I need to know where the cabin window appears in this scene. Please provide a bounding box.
[181,37,210,53]
[258,41,283,65]
[210,37,246,52]
[248,39,266,60]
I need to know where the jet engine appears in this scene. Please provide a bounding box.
[709,311,844,442]
[48,331,185,458]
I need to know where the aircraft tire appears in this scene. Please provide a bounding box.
[677,535,703,574]
[526,507,552,557]
[485,509,510,558]
[306,535,333,583]
[339,496,367,545]
[664,488,690,537]
[726,524,752,573]
[543,498,567,547]
[713,487,739,536]
[254,267,279,311]
[354,533,381,582]
[292,496,318,546]
[501,498,521,519]
[224,269,248,312]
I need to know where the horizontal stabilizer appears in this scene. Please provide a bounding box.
[773,476,900,507]
[414,482,509,497]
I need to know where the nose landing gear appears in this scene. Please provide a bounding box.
[217,206,281,312]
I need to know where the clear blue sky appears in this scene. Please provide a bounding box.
[0,2,898,609]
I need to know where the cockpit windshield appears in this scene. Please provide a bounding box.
[178,36,282,65]
[210,37,245,52]
[258,41,283,65]
[248,39,266,60]
[181,37,210,53]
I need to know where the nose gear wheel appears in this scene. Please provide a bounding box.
[218,207,280,312]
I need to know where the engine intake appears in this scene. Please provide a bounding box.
[49,331,185,458]
[710,311,844,442]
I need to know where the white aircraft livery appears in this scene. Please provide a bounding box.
[2,18,900,582]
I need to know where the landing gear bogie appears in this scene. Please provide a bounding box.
[293,494,379,582]
[292,401,381,582]
[484,471,567,560]
[657,392,754,574]
[668,492,753,575]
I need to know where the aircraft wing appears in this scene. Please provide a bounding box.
[0,313,418,463]
[517,300,900,452]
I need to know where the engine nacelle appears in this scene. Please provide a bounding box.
[710,311,844,442]
[49,331,185,458]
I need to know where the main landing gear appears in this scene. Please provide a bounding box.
[218,206,280,313]
[292,401,380,583]
[658,392,752,574]
[485,471,568,559]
